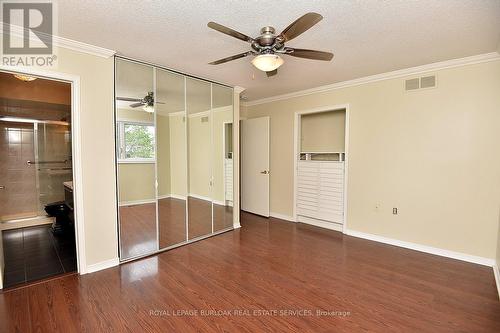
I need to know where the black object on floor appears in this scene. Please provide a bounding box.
[45,201,73,234]
[2,224,77,289]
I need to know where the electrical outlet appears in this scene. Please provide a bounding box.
[393,208,398,215]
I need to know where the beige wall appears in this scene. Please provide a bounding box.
[244,60,500,259]
[300,110,345,152]
[188,113,211,198]
[186,107,233,201]
[117,108,153,123]
[32,47,118,266]
[157,114,171,197]
[169,114,187,197]
[118,163,156,203]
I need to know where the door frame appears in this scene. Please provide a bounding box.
[0,65,87,275]
[293,104,350,233]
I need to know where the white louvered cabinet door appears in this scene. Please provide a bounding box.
[297,161,344,224]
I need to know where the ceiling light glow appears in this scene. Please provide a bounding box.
[251,54,284,72]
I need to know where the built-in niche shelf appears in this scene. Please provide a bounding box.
[299,152,345,162]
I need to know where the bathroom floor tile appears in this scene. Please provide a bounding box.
[2,224,77,289]
[26,261,65,281]
[3,269,26,286]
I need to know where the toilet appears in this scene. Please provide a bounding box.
[44,201,72,234]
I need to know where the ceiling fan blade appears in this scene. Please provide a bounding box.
[285,48,334,61]
[130,102,144,108]
[209,52,252,65]
[207,22,254,43]
[266,69,278,77]
[279,12,323,42]
[116,97,142,102]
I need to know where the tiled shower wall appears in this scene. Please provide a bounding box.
[37,123,72,208]
[0,122,38,220]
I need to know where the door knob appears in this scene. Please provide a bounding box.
[260,170,269,175]
[0,185,5,190]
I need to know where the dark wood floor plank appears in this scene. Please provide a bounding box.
[1,212,500,332]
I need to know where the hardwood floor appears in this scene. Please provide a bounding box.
[119,203,157,259]
[121,198,233,258]
[158,197,186,248]
[2,212,499,332]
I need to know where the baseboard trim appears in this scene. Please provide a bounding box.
[118,199,155,207]
[169,194,186,200]
[345,229,495,267]
[493,263,500,301]
[85,258,119,274]
[118,195,226,205]
[270,212,295,222]
[188,193,211,202]
[298,215,343,232]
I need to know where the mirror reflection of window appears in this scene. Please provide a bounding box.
[116,122,155,161]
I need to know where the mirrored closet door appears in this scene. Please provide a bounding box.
[115,59,158,260]
[212,84,233,232]
[156,69,187,249]
[186,78,212,240]
[115,57,235,260]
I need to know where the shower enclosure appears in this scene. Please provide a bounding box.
[0,119,72,224]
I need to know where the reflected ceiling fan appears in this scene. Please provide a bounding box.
[116,92,164,113]
[207,12,333,77]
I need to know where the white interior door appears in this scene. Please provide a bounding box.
[241,117,270,217]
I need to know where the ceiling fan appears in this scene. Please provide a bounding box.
[116,92,164,113]
[207,12,333,77]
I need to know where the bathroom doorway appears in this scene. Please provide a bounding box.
[0,71,77,289]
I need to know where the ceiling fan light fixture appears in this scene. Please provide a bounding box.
[143,105,154,113]
[13,74,37,82]
[251,54,284,72]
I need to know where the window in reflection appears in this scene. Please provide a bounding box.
[116,58,158,259]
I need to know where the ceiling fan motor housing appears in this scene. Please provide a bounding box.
[253,26,284,54]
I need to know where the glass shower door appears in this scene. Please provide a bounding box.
[0,121,38,221]
[35,122,73,214]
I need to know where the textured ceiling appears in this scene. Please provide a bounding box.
[58,0,500,101]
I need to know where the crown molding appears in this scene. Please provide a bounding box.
[2,23,115,58]
[52,35,115,58]
[242,52,500,107]
[234,86,246,94]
